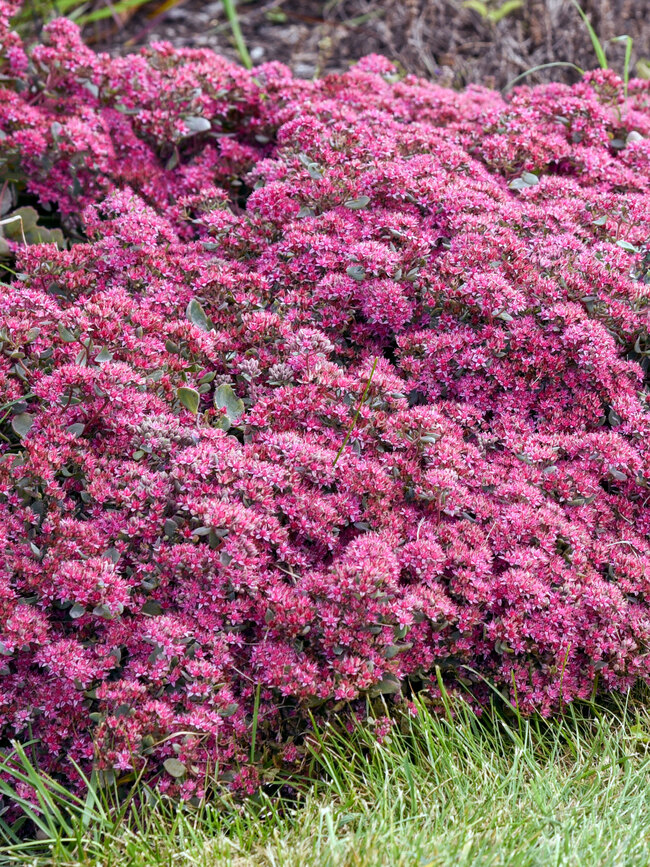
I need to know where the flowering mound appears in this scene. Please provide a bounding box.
[2,1,650,797]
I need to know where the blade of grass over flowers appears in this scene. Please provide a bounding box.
[503,61,584,92]
[50,0,94,15]
[571,0,608,69]
[250,682,261,762]
[333,357,378,467]
[221,0,252,69]
[76,0,151,25]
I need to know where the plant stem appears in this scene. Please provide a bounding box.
[333,357,378,467]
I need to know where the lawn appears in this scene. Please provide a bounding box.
[4,692,650,865]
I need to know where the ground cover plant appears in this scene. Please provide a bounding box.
[1,0,650,826]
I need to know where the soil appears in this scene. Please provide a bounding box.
[95,0,650,91]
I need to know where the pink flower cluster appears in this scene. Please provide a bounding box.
[2,2,650,796]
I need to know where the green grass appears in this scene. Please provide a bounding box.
[4,690,650,866]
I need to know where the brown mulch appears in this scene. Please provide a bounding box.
[95,0,649,90]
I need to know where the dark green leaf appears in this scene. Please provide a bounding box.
[57,323,77,343]
[368,674,402,697]
[346,265,365,281]
[186,298,211,332]
[214,383,244,426]
[219,703,239,717]
[177,387,200,414]
[344,196,370,210]
[11,412,33,439]
[164,519,178,539]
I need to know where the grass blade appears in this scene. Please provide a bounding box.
[76,0,150,25]
[571,0,608,69]
[221,0,252,69]
[503,61,585,92]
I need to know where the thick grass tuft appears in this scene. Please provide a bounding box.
[4,690,650,866]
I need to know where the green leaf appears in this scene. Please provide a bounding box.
[69,603,86,619]
[344,196,371,210]
[177,387,200,414]
[11,412,33,439]
[57,323,77,343]
[184,116,212,134]
[218,703,239,717]
[95,347,113,363]
[0,184,13,216]
[490,0,523,23]
[214,383,245,427]
[382,643,413,659]
[463,0,488,15]
[368,674,402,697]
[186,298,211,332]
[346,265,366,281]
[1,207,65,249]
[83,80,99,99]
[105,547,120,564]
[4,206,37,237]
[163,758,186,778]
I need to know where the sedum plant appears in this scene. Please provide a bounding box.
[1,0,650,808]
